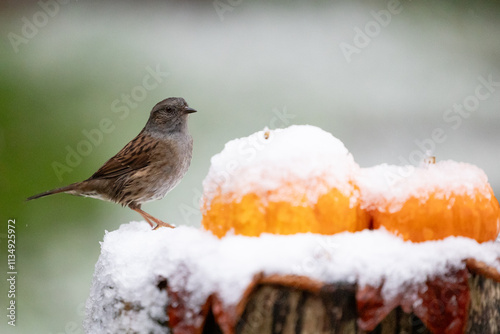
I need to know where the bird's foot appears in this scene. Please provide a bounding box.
[152,221,175,230]
[131,207,175,230]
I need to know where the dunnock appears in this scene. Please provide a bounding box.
[27,97,196,229]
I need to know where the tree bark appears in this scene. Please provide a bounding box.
[466,273,500,334]
[229,272,499,334]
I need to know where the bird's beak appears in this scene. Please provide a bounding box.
[184,107,197,114]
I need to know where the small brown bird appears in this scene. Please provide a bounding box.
[27,97,196,229]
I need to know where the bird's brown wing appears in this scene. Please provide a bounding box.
[89,132,157,180]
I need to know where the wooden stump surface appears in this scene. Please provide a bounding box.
[204,272,500,334]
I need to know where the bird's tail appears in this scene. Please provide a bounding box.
[26,183,78,201]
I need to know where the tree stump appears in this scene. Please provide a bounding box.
[84,223,500,334]
[194,270,500,334]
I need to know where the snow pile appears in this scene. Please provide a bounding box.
[85,222,500,333]
[202,125,359,206]
[358,161,494,213]
[84,223,171,334]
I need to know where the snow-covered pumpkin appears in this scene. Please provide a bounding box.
[358,161,500,242]
[201,125,369,237]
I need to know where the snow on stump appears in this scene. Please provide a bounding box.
[84,126,500,334]
[84,224,500,333]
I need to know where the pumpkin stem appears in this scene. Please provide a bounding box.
[423,150,436,165]
[424,156,436,165]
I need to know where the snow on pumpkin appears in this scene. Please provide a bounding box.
[358,161,500,242]
[201,125,369,237]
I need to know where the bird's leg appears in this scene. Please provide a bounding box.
[133,208,175,229]
[132,208,155,228]
[129,204,175,229]
[143,210,175,229]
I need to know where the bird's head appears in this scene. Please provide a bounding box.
[146,97,196,134]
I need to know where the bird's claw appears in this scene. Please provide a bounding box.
[152,222,175,230]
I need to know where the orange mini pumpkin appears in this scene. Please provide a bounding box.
[358,161,500,242]
[202,125,369,237]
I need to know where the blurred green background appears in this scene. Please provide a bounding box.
[1,0,500,333]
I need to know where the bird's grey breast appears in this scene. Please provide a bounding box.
[152,132,193,198]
